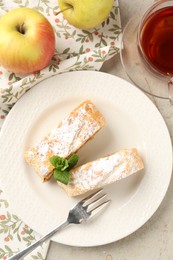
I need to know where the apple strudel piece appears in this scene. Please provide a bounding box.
[24,100,105,181]
[58,148,144,196]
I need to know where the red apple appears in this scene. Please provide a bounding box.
[0,7,55,74]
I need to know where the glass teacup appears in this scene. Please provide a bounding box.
[120,0,173,104]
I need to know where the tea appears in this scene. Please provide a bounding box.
[139,6,173,76]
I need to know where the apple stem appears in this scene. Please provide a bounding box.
[17,23,25,34]
[54,7,72,16]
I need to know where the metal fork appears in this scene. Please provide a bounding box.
[8,189,111,260]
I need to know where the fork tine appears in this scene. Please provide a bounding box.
[88,200,111,218]
[84,193,107,209]
[80,188,103,204]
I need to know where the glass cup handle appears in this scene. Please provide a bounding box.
[168,79,173,105]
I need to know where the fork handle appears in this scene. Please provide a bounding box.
[8,221,69,260]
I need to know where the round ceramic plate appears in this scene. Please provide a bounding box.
[0,71,172,246]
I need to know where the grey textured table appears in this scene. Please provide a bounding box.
[47,1,173,259]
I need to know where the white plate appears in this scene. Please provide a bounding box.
[0,71,172,247]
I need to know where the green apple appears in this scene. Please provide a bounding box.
[58,0,114,29]
[0,8,55,74]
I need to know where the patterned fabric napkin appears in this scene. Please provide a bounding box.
[0,0,121,259]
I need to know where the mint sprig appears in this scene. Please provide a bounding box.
[50,154,79,185]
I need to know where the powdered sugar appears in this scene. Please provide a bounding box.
[68,149,144,193]
[25,101,105,178]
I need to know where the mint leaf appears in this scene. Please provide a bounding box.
[53,169,70,185]
[61,158,69,171]
[56,157,69,171]
[67,154,79,170]
[50,156,69,171]
[49,156,59,168]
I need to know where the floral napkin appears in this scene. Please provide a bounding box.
[0,0,121,259]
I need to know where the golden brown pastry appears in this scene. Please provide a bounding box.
[24,100,105,181]
[58,148,144,196]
